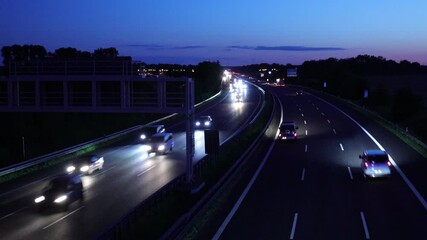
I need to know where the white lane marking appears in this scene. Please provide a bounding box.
[299,108,302,111]
[213,125,279,240]
[304,120,307,125]
[301,113,304,117]
[360,211,370,239]
[347,167,353,180]
[0,207,27,221]
[137,165,156,177]
[316,107,319,110]
[301,169,306,181]
[340,143,344,151]
[327,119,331,124]
[333,129,337,135]
[321,112,325,116]
[314,95,427,210]
[305,144,308,153]
[43,206,85,229]
[290,213,299,239]
[305,130,308,136]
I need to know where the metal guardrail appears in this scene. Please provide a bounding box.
[0,90,223,178]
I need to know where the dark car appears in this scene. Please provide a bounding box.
[34,173,83,211]
[278,121,298,140]
[296,90,303,96]
[66,154,104,175]
[195,115,213,128]
[140,125,165,141]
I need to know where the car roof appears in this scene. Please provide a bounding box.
[198,115,211,119]
[365,149,387,155]
[51,173,81,181]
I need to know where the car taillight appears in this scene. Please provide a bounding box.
[364,162,369,168]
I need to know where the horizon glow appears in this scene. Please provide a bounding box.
[1,0,426,66]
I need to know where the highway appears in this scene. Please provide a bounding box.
[213,85,427,239]
[0,83,262,239]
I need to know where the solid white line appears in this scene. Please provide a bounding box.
[305,144,308,153]
[290,213,299,239]
[314,95,427,211]
[333,129,337,135]
[347,167,353,180]
[212,100,282,240]
[137,165,156,177]
[340,143,344,151]
[301,169,305,181]
[360,211,370,239]
[304,120,307,125]
[43,206,85,229]
[0,207,27,221]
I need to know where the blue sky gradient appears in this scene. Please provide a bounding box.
[1,0,426,65]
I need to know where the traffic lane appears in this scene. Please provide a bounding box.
[219,138,306,239]
[305,88,427,207]
[303,92,427,238]
[0,147,184,240]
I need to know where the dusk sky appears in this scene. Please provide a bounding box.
[1,0,426,66]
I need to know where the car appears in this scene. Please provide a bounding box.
[66,154,104,175]
[278,121,298,140]
[140,124,165,141]
[195,115,213,128]
[296,90,303,96]
[360,149,392,178]
[145,132,174,155]
[34,173,84,211]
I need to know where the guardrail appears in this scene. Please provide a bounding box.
[0,90,223,178]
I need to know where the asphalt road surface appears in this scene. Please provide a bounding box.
[214,85,427,240]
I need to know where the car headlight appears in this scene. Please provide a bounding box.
[54,195,67,203]
[35,196,45,203]
[195,122,201,126]
[204,121,210,126]
[158,145,165,151]
[66,166,75,172]
[80,165,89,172]
[140,134,146,140]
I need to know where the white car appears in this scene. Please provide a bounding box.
[360,150,391,178]
[66,154,104,175]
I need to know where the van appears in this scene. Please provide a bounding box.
[146,132,174,155]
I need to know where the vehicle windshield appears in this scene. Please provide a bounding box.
[142,127,158,135]
[199,117,210,121]
[367,154,388,163]
[280,125,295,131]
[46,178,68,190]
[150,136,165,143]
